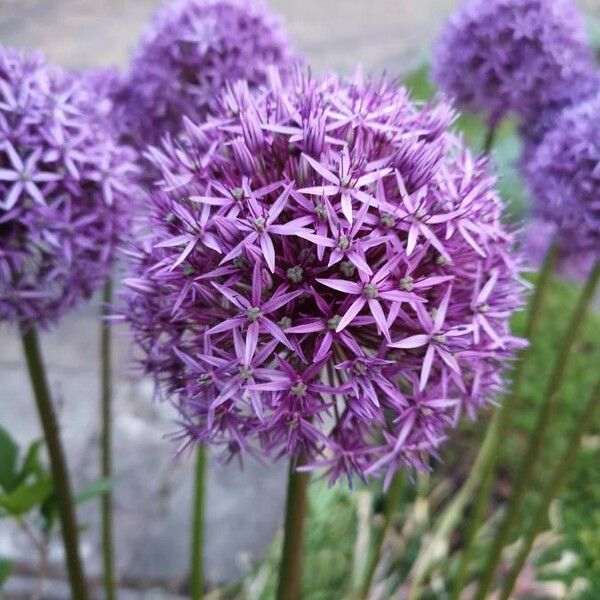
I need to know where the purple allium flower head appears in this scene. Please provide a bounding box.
[117,0,295,150]
[79,67,125,127]
[0,47,138,328]
[521,219,595,280]
[433,0,597,127]
[121,68,526,485]
[525,93,600,257]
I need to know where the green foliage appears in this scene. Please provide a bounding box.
[0,426,20,493]
[0,557,12,589]
[251,482,358,600]
[0,427,117,587]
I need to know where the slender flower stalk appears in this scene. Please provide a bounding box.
[499,378,600,600]
[276,459,310,600]
[100,277,117,600]
[475,261,600,600]
[451,240,559,598]
[190,445,206,600]
[482,124,497,155]
[21,327,89,600]
[356,473,404,599]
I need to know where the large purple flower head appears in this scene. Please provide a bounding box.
[122,68,525,485]
[525,93,600,257]
[117,0,295,150]
[0,47,138,328]
[433,0,597,127]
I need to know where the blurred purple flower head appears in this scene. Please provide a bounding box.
[521,219,595,280]
[79,67,126,128]
[121,68,525,485]
[117,0,296,150]
[0,46,138,328]
[525,93,600,257]
[433,0,597,127]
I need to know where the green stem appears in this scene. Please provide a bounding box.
[498,379,600,600]
[191,444,206,600]
[100,277,117,600]
[20,327,89,600]
[475,261,600,600]
[451,242,559,598]
[357,473,404,599]
[483,121,498,154]
[276,457,310,600]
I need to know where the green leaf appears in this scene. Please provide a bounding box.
[75,477,116,505]
[0,477,54,516]
[0,557,12,588]
[39,493,58,534]
[17,439,45,484]
[0,426,19,493]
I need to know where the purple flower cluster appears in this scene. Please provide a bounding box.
[116,0,295,150]
[121,69,525,484]
[433,0,597,127]
[525,94,600,257]
[0,47,138,328]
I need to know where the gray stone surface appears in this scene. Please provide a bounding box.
[1,0,599,597]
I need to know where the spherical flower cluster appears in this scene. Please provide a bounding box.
[79,67,125,128]
[122,69,525,484]
[117,0,295,150]
[0,47,138,328]
[433,0,597,127]
[525,94,600,257]
[521,219,595,280]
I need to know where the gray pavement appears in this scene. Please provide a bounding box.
[0,0,598,598]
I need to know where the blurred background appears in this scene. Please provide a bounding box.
[0,0,599,598]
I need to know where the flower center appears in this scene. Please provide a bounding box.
[315,203,327,221]
[253,217,266,232]
[287,265,303,283]
[380,212,395,228]
[238,366,253,380]
[279,316,292,329]
[247,306,262,322]
[327,315,341,330]
[340,261,355,277]
[232,187,244,200]
[291,382,307,397]
[352,361,368,376]
[338,235,351,251]
[363,283,378,299]
[400,276,414,291]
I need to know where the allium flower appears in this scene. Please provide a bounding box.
[525,94,600,256]
[79,67,125,127]
[117,0,295,150]
[121,68,525,484]
[521,219,595,280]
[0,47,138,327]
[433,0,597,127]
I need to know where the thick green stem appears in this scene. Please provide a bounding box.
[100,277,117,600]
[276,458,310,600]
[451,242,559,598]
[499,379,600,600]
[21,327,89,600]
[191,444,206,600]
[357,473,404,599]
[475,261,600,600]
